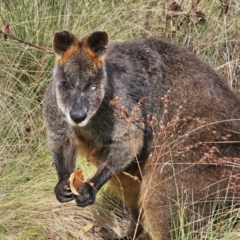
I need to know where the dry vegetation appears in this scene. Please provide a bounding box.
[0,0,240,239]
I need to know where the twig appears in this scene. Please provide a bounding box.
[0,30,54,54]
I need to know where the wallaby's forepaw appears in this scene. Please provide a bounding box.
[54,178,74,202]
[75,182,96,207]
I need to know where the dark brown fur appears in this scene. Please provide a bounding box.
[43,30,240,239]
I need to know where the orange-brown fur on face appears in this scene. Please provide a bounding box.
[81,40,103,66]
[81,31,108,66]
[57,43,79,65]
[55,30,107,66]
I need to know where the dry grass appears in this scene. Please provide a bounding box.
[0,0,240,239]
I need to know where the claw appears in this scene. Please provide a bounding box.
[65,190,73,197]
[63,185,71,191]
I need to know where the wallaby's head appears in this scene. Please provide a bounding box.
[53,30,108,127]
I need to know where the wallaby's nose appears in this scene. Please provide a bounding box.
[70,109,87,124]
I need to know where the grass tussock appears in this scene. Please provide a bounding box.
[0,0,240,239]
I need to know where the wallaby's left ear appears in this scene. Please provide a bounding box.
[53,30,79,56]
[82,31,108,60]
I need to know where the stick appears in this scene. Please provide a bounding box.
[0,30,54,54]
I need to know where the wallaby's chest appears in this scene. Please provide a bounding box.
[70,129,108,167]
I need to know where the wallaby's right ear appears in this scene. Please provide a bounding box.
[53,30,79,56]
[82,31,108,60]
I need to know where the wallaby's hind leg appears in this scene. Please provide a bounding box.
[140,158,234,240]
[125,208,144,239]
[140,185,172,240]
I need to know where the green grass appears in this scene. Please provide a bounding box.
[0,0,240,239]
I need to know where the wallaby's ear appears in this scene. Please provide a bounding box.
[53,30,79,56]
[82,31,108,60]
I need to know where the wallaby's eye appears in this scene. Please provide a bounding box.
[61,81,69,89]
[90,83,97,91]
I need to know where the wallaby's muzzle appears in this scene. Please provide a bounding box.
[70,108,87,124]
